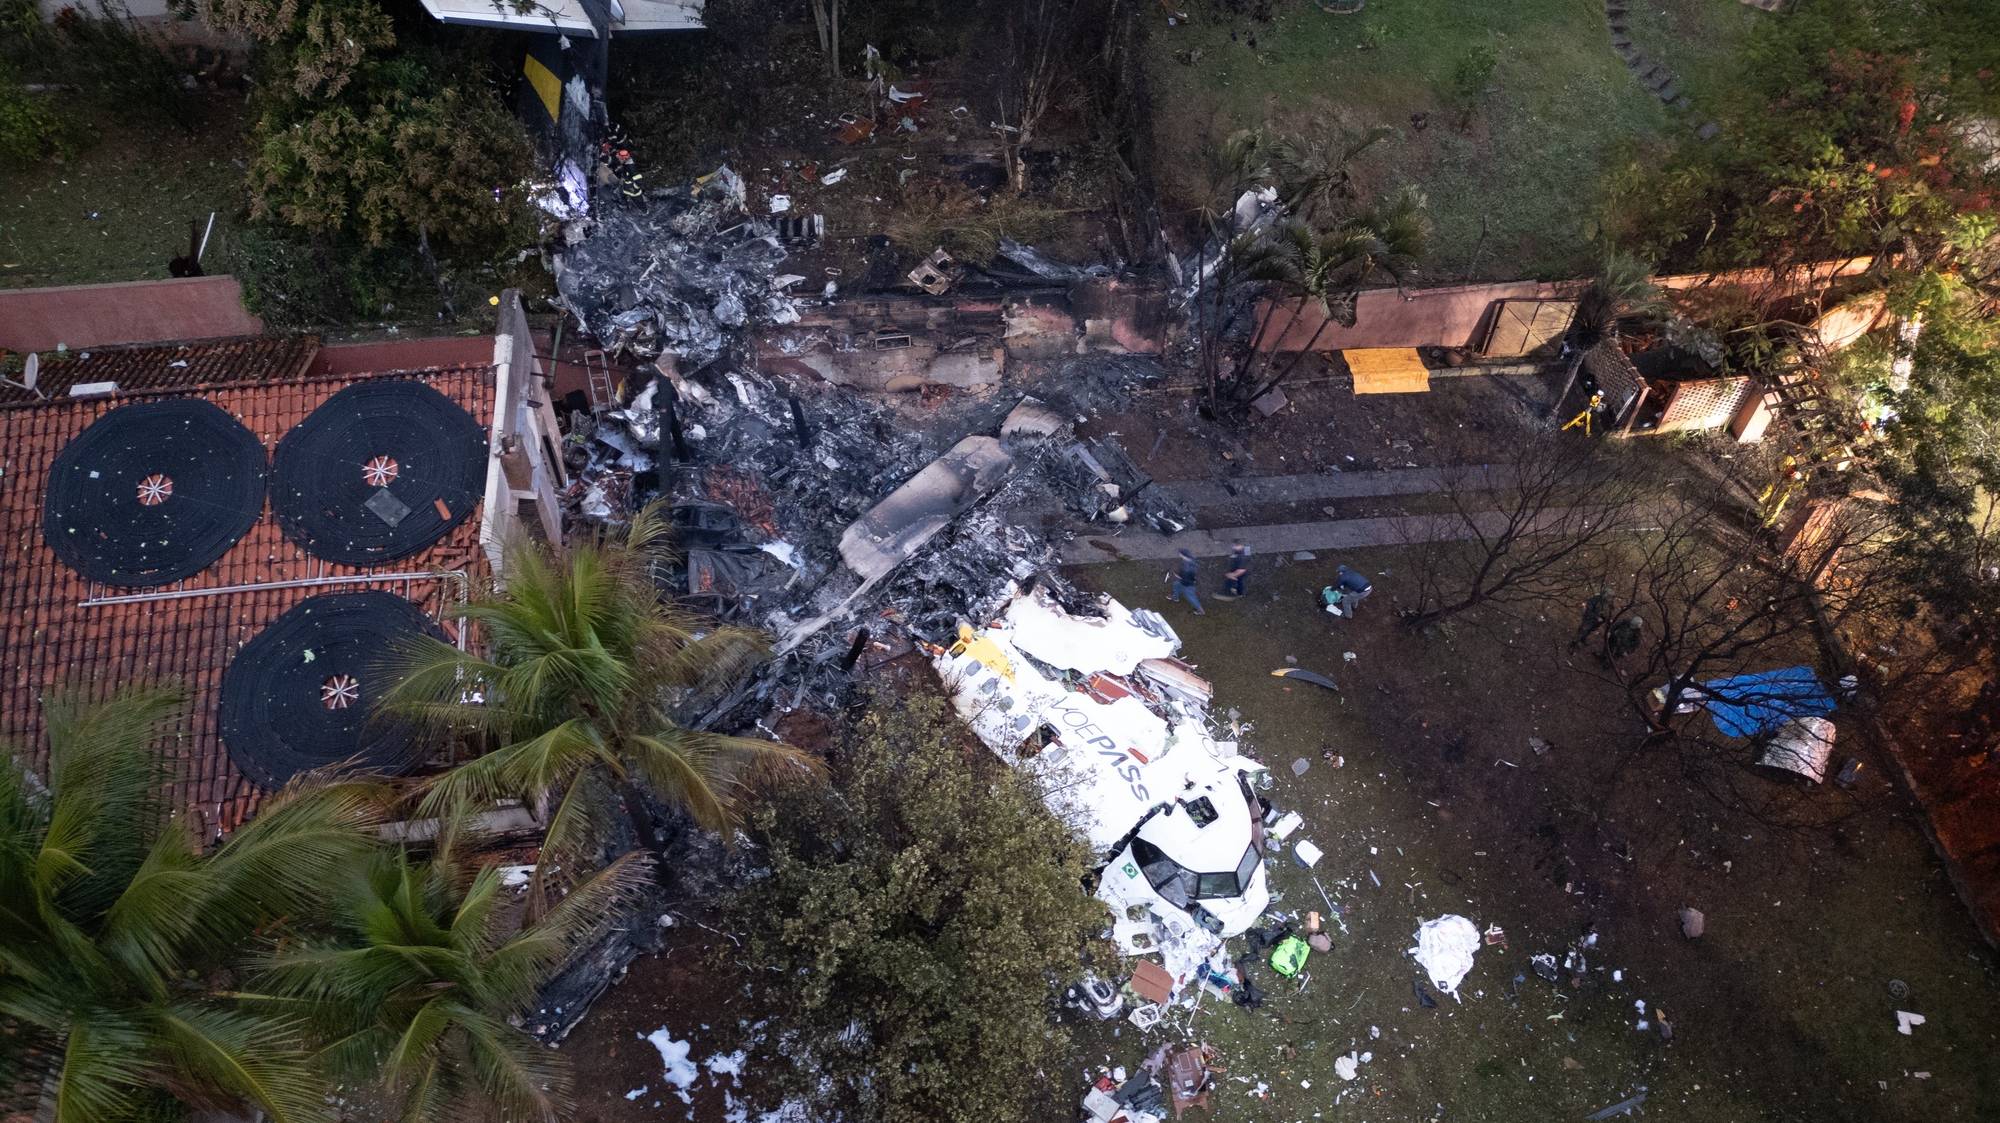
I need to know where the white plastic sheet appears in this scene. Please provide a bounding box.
[1409,914,1481,1002]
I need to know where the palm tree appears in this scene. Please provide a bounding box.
[1233,188,1430,415]
[259,828,649,1123]
[1272,122,1398,224]
[0,687,379,1123]
[1549,252,1671,421]
[1182,129,1278,409]
[380,504,810,909]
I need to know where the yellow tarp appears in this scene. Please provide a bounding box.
[1344,348,1431,395]
[523,54,562,124]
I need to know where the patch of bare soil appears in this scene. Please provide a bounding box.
[562,921,767,1123]
[1082,361,1559,484]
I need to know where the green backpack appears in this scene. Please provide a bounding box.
[1269,935,1311,978]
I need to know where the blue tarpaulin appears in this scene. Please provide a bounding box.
[1698,666,1835,739]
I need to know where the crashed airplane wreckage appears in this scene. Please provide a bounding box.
[935,586,1277,980]
[527,165,1237,1036]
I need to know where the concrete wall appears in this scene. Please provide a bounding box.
[1257,280,1561,353]
[0,276,262,352]
[1254,257,1881,355]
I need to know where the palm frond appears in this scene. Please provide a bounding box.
[626,729,813,832]
[380,996,455,1089]
[37,687,182,915]
[414,719,611,822]
[152,1003,330,1123]
[456,1009,566,1123]
[484,852,652,1008]
[50,1013,151,1123]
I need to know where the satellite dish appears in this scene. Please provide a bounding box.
[3,352,42,400]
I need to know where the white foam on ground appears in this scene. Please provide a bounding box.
[643,1028,700,1104]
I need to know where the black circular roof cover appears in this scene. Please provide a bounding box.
[41,398,267,587]
[219,590,444,789]
[272,380,488,566]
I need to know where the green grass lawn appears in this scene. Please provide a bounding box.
[0,95,248,289]
[1622,0,1773,110]
[1147,0,1757,280]
[1067,551,2000,1123]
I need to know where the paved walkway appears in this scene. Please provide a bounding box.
[1158,465,1508,509]
[1063,509,1568,564]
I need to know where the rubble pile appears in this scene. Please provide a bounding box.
[553,167,802,369]
[553,172,1188,710]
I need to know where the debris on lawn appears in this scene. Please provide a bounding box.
[1585,1087,1650,1119]
[1272,666,1340,692]
[1679,906,1706,939]
[1409,914,1482,1001]
[1896,1010,1927,1035]
[642,1027,701,1104]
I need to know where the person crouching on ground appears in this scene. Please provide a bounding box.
[1218,539,1250,600]
[1167,548,1205,615]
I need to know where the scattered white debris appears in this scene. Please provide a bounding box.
[1295,840,1324,868]
[643,1028,701,1104]
[1896,1010,1926,1035]
[769,194,792,213]
[624,1086,648,1101]
[497,864,534,889]
[820,167,849,185]
[1409,915,1481,1002]
[1334,1052,1362,1081]
[706,1050,748,1082]
[1612,969,1624,982]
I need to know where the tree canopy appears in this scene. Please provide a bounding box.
[381,506,808,909]
[730,696,1112,1123]
[207,0,533,249]
[261,833,649,1122]
[0,688,379,1123]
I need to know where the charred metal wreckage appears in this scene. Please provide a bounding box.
[526,168,1278,1039]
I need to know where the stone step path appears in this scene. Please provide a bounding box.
[1157,465,1511,511]
[1061,508,1587,565]
[1604,0,1723,141]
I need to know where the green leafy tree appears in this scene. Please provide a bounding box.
[205,0,532,250]
[0,688,379,1123]
[380,505,810,909]
[259,830,649,1123]
[730,697,1112,1123]
[1610,2,1998,275]
[1868,306,2000,633]
[248,82,534,248]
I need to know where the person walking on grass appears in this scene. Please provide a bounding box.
[1167,548,1206,615]
[1570,589,1610,651]
[1218,539,1251,600]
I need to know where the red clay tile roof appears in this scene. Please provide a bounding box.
[0,336,319,406]
[0,345,493,840]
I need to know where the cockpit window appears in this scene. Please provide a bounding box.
[1183,796,1218,827]
[1234,842,1262,888]
[1130,839,1195,908]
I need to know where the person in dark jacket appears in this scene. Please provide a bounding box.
[1167,548,1205,615]
[1571,589,1611,651]
[1219,540,1251,599]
